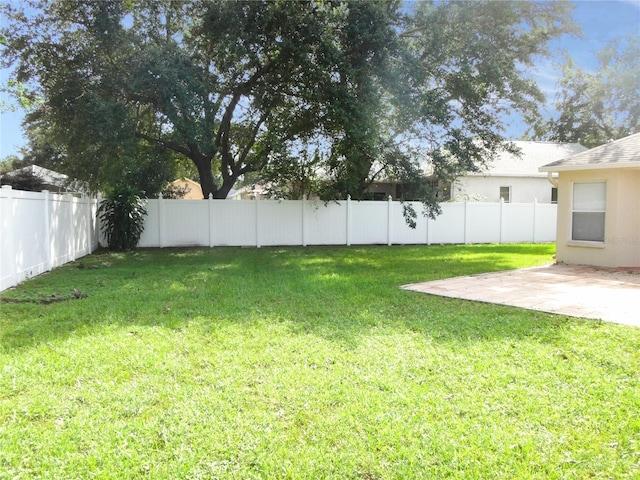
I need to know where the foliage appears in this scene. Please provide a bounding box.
[0,169,45,191]
[98,186,147,251]
[2,245,639,478]
[261,145,324,200]
[0,155,22,174]
[1,0,577,215]
[534,36,640,148]
[160,182,188,200]
[17,120,183,197]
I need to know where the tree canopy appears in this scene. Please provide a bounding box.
[1,0,576,213]
[534,36,640,148]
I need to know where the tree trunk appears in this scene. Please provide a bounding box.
[194,159,216,199]
[215,177,236,199]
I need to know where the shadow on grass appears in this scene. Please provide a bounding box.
[0,244,577,352]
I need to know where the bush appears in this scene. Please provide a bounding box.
[0,170,45,191]
[98,187,147,251]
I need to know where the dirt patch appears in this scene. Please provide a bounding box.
[1,289,88,305]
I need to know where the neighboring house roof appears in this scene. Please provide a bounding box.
[168,178,204,199]
[468,141,588,178]
[3,164,88,192]
[7,165,69,186]
[168,178,238,199]
[539,132,640,172]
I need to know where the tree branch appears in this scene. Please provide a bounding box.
[236,109,271,168]
[134,131,192,159]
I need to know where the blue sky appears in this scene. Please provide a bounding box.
[1,0,639,159]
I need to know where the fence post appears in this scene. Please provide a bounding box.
[158,192,165,248]
[66,193,77,262]
[86,194,93,254]
[532,198,537,243]
[96,193,102,249]
[1,186,17,289]
[387,195,392,246]
[208,193,215,248]
[426,202,431,245]
[464,200,469,244]
[499,197,504,244]
[255,196,261,248]
[301,196,307,247]
[43,190,52,271]
[346,195,351,246]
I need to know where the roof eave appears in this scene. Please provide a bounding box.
[539,161,640,173]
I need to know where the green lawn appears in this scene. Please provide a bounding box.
[1,244,639,479]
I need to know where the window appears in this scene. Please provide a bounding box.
[499,186,511,203]
[572,182,605,242]
[551,187,558,204]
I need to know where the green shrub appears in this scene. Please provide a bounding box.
[98,187,147,251]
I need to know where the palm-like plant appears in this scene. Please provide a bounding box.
[98,187,147,251]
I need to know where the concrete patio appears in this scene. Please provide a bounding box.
[401,263,640,328]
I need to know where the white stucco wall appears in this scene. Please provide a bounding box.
[452,176,557,203]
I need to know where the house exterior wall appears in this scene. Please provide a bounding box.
[169,179,203,199]
[555,168,640,268]
[452,176,557,203]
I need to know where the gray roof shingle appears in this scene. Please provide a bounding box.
[468,141,587,177]
[539,132,640,172]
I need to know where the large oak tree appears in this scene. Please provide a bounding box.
[1,0,575,214]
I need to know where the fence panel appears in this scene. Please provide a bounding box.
[390,201,428,245]
[165,199,210,247]
[351,201,388,245]
[502,203,535,243]
[535,203,557,242]
[212,200,258,247]
[138,200,160,247]
[50,194,75,268]
[259,200,303,246]
[467,203,501,244]
[0,186,99,292]
[430,203,466,244]
[0,188,14,290]
[13,190,50,279]
[304,200,348,245]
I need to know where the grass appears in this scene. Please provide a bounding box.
[1,244,639,479]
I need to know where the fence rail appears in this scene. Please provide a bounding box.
[1,189,555,292]
[137,195,557,249]
[0,186,99,292]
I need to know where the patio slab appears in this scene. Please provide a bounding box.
[401,263,640,327]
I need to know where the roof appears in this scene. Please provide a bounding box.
[7,165,69,186]
[169,177,201,188]
[539,132,640,172]
[468,141,588,178]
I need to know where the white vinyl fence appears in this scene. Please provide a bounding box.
[0,186,99,292]
[1,188,555,292]
[137,195,557,248]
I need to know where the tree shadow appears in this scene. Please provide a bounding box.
[1,244,584,353]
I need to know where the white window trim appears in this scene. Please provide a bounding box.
[569,180,606,245]
[499,186,511,203]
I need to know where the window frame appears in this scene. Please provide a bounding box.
[499,186,511,203]
[570,181,606,244]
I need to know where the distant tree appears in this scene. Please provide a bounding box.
[535,36,640,148]
[0,169,45,192]
[2,0,576,217]
[0,155,22,174]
